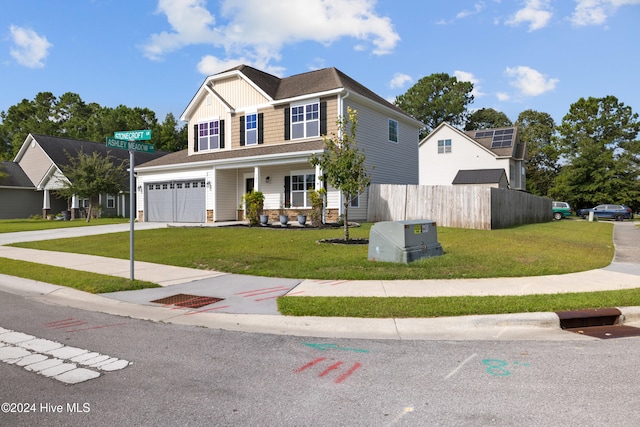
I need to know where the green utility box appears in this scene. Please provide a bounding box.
[368,220,443,263]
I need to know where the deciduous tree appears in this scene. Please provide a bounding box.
[310,107,371,240]
[516,110,558,197]
[56,150,127,222]
[395,73,474,138]
[465,108,512,130]
[550,96,640,211]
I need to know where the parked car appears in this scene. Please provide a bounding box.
[552,201,573,220]
[577,204,632,221]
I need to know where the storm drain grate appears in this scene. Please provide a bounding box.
[557,308,640,339]
[151,294,224,309]
[565,325,640,339]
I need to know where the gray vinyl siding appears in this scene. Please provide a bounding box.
[0,189,42,219]
[344,98,419,186]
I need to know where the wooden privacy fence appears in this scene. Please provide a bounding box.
[367,184,551,230]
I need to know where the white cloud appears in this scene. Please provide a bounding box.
[8,25,52,68]
[505,0,553,31]
[505,66,558,96]
[571,0,640,26]
[454,70,485,98]
[144,0,400,74]
[496,92,510,101]
[197,54,285,76]
[389,73,413,89]
[456,2,485,19]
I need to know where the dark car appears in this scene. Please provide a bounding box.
[577,204,632,221]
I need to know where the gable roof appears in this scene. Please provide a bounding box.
[17,134,168,168]
[0,162,34,188]
[463,126,525,159]
[182,64,421,125]
[421,122,525,160]
[452,169,508,185]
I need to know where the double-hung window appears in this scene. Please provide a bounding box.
[245,113,257,145]
[291,102,319,139]
[291,172,316,207]
[437,139,451,154]
[199,120,220,151]
[388,119,398,143]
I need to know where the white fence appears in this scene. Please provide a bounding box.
[367,184,551,230]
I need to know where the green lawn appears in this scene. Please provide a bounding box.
[3,219,637,317]
[0,218,128,233]
[8,221,614,280]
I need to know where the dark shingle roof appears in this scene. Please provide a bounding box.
[217,65,411,119]
[0,162,34,187]
[464,126,525,159]
[139,140,326,168]
[452,169,507,185]
[31,134,168,168]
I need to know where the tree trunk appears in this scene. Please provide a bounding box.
[343,200,350,241]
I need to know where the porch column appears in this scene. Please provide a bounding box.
[253,166,261,191]
[42,189,51,218]
[70,195,80,219]
[209,168,216,222]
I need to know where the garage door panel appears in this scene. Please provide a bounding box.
[146,180,205,222]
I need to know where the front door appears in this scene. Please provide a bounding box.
[246,178,255,194]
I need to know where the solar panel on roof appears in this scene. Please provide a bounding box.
[490,128,514,148]
[474,130,494,138]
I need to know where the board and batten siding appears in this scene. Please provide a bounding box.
[368,184,550,230]
[16,143,53,188]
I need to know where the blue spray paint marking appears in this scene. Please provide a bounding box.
[482,359,530,377]
[303,343,369,353]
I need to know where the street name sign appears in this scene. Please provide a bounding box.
[106,137,155,153]
[114,129,152,141]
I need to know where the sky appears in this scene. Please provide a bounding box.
[1,0,639,128]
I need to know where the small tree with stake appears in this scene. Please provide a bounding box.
[310,107,371,241]
[56,150,127,222]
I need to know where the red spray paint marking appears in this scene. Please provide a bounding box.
[334,363,362,384]
[45,318,88,329]
[235,286,289,298]
[295,357,326,373]
[319,362,344,377]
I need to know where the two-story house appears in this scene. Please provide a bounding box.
[134,65,423,223]
[418,122,526,190]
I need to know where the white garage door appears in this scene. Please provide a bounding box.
[146,180,206,222]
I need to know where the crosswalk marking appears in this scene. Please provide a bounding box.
[0,326,130,384]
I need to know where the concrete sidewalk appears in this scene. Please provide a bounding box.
[0,221,639,340]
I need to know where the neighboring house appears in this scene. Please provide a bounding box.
[5,134,166,219]
[0,161,47,219]
[452,169,509,189]
[134,65,423,223]
[419,122,526,191]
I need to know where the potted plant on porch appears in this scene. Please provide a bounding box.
[279,196,289,227]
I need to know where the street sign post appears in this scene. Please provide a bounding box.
[114,129,152,141]
[106,130,153,281]
[106,137,155,153]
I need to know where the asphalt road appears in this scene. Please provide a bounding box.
[3,290,640,426]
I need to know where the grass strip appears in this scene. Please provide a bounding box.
[0,258,159,293]
[0,218,128,233]
[277,289,640,318]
